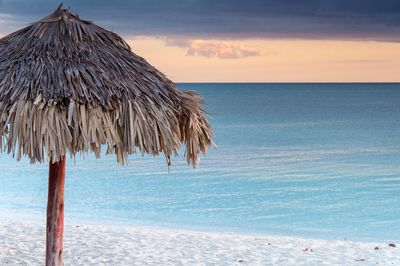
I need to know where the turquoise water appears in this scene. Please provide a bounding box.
[1,83,400,241]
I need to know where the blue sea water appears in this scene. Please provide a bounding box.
[1,83,400,242]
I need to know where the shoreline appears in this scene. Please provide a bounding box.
[1,220,399,265]
[1,208,398,244]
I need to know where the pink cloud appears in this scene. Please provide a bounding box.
[166,39,266,59]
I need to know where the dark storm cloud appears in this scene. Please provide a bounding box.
[1,0,400,41]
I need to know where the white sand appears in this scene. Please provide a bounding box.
[0,221,399,265]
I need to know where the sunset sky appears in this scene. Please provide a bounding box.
[1,0,399,82]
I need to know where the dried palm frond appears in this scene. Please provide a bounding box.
[0,4,214,166]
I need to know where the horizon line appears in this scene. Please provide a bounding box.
[176,82,400,84]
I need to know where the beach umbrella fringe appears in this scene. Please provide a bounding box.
[0,95,214,166]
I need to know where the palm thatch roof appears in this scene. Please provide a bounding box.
[0,4,214,166]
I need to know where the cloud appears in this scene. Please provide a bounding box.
[0,13,17,32]
[166,39,266,59]
[0,1,400,41]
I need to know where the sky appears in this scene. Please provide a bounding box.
[0,0,400,82]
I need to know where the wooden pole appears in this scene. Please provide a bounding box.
[46,155,66,266]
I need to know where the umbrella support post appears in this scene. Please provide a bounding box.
[46,156,66,266]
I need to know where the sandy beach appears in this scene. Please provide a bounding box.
[0,220,399,266]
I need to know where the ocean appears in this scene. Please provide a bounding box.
[1,83,400,241]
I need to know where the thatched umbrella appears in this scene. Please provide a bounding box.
[0,4,214,265]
